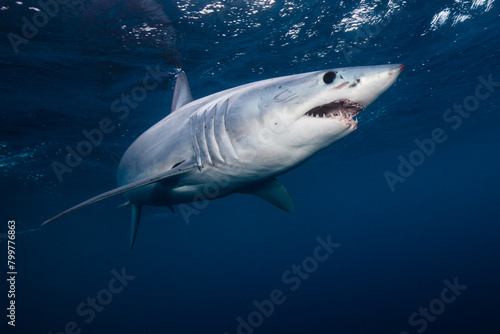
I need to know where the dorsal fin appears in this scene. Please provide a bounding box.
[170,71,193,112]
[239,178,295,213]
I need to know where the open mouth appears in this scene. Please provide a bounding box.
[304,99,364,119]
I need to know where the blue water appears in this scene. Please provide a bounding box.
[1,0,500,333]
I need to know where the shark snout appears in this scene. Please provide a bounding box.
[346,64,403,107]
[368,63,404,79]
[386,64,404,81]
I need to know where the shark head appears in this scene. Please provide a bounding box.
[224,64,403,173]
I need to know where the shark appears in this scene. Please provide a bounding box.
[42,64,403,248]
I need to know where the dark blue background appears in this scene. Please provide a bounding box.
[1,1,499,333]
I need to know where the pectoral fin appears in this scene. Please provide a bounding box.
[42,160,197,227]
[239,178,295,213]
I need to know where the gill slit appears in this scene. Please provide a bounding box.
[189,117,203,171]
[199,112,214,166]
[221,99,238,160]
[209,110,226,164]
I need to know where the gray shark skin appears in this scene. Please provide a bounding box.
[43,64,403,248]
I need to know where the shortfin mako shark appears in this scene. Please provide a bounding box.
[43,64,403,248]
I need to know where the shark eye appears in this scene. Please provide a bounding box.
[323,71,336,84]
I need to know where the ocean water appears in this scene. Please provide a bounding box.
[1,0,500,333]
